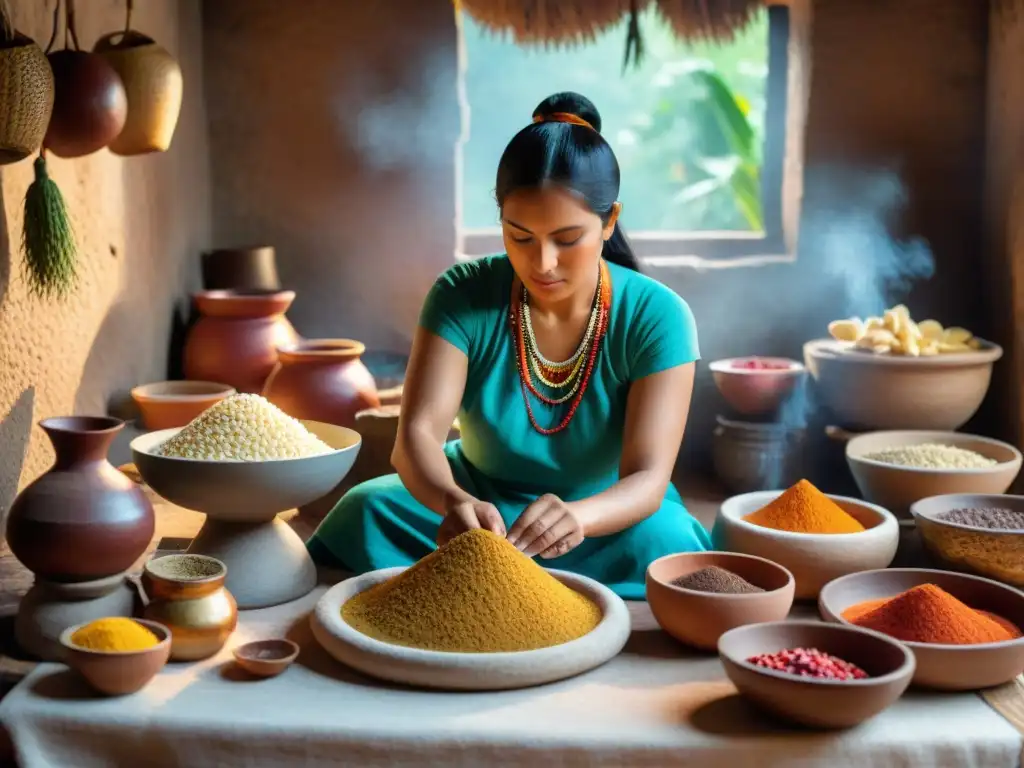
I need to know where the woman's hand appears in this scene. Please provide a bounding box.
[506,494,585,559]
[437,500,506,546]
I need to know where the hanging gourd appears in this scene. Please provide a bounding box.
[0,7,54,165]
[44,0,127,158]
[94,0,183,156]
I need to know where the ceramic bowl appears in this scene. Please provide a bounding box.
[310,567,631,691]
[718,620,914,729]
[709,357,805,416]
[130,380,236,430]
[846,431,1022,519]
[819,568,1024,690]
[59,619,171,696]
[646,552,795,650]
[233,638,299,678]
[803,338,1002,431]
[711,490,899,600]
[910,494,1024,587]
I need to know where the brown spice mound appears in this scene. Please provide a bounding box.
[842,584,1021,645]
[341,529,603,653]
[671,566,764,594]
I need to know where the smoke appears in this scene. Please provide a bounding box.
[759,167,936,489]
[801,166,936,320]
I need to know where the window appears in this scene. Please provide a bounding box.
[455,6,792,265]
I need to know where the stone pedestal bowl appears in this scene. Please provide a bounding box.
[310,567,631,691]
[131,421,360,609]
[711,490,900,600]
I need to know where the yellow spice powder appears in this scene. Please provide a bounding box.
[342,529,602,652]
[71,617,160,652]
[743,479,866,534]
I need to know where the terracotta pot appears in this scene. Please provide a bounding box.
[201,246,280,291]
[5,416,155,583]
[93,30,183,156]
[262,339,380,427]
[44,49,127,158]
[183,289,300,394]
[0,32,55,165]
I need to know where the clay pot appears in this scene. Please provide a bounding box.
[201,246,281,291]
[5,416,156,583]
[183,289,300,394]
[141,554,238,662]
[0,32,55,165]
[93,30,183,156]
[44,49,127,158]
[262,339,380,428]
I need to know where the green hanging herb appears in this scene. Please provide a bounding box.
[22,150,77,298]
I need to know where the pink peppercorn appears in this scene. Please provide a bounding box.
[746,647,870,681]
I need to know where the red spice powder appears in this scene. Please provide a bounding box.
[842,584,1021,645]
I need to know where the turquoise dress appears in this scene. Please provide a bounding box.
[307,255,711,599]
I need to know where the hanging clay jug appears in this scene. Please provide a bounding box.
[201,246,281,291]
[44,49,127,157]
[262,339,381,428]
[183,289,301,394]
[0,32,54,165]
[93,30,182,155]
[5,416,156,583]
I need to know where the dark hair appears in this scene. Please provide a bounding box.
[495,92,641,272]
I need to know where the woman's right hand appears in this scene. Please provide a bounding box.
[438,500,506,546]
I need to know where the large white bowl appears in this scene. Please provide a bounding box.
[310,566,631,691]
[846,430,1022,518]
[711,490,900,600]
[803,338,1002,431]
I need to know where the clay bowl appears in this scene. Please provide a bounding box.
[310,567,631,691]
[130,420,361,524]
[911,494,1024,587]
[818,568,1024,690]
[711,491,899,600]
[718,620,914,729]
[233,639,299,678]
[845,431,1022,519]
[646,551,795,650]
[59,619,171,696]
[709,357,805,416]
[803,338,1002,431]
[131,380,236,430]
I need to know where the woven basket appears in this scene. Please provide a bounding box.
[94,31,183,155]
[0,33,54,165]
[460,0,639,46]
[654,0,764,41]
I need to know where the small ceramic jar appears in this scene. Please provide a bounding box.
[141,554,238,661]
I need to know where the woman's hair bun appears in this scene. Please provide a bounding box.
[532,92,602,134]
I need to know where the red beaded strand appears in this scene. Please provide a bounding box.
[509,261,612,435]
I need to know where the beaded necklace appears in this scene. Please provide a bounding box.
[510,260,612,435]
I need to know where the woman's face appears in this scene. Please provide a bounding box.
[501,185,619,303]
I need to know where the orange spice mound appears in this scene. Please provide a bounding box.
[743,479,865,534]
[842,584,1021,645]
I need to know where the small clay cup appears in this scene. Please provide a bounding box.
[60,619,171,696]
[646,551,795,650]
[233,639,299,678]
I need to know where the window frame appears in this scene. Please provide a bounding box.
[454,5,796,266]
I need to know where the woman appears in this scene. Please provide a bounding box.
[307,92,710,599]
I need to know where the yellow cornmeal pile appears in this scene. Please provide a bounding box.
[342,529,602,652]
[155,393,332,460]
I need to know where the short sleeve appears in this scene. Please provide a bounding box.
[417,264,479,355]
[628,285,700,381]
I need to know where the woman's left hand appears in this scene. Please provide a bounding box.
[507,494,585,559]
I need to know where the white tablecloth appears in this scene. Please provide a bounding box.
[1,585,1021,768]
